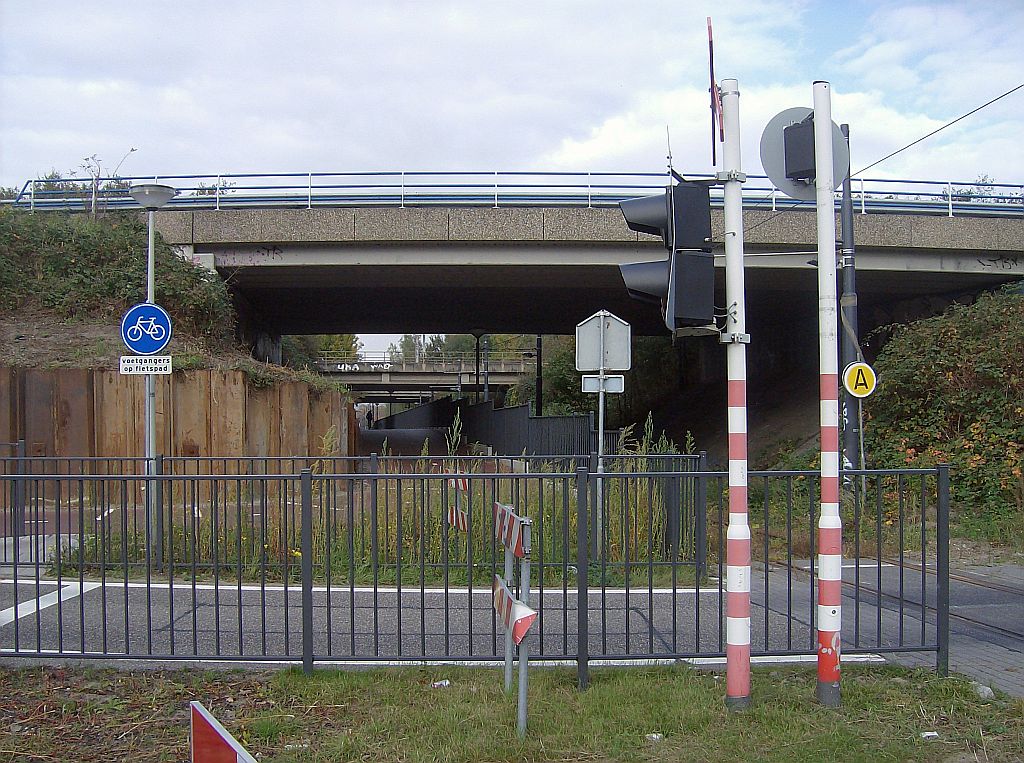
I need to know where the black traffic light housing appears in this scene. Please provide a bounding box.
[783,114,815,182]
[619,182,711,251]
[619,181,714,332]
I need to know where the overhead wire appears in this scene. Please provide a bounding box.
[852,81,1024,177]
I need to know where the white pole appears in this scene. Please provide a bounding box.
[596,314,606,556]
[812,80,843,708]
[720,78,751,711]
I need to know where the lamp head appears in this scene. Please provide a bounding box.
[129,183,177,210]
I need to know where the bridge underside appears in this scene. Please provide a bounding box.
[217,254,1017,337]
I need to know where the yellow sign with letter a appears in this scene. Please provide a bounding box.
[843,361,877,398]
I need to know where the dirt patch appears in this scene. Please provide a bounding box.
[948,537,1024,566]
[0,665,285,762]
[0,312,243,371]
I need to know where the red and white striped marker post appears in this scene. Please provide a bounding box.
[493,499,526,560]
[191,701,257,763]
[720,77,752,711]
[493,500,535,739]
[813,80,843,707]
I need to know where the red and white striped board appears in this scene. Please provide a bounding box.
[191,701,257,763]
[492,574,537,645]
[493,501,527,558]
[446,475,470,493]
[445,473,470,532]
[447,504,469,533]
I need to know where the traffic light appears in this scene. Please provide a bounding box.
[619,182,714,332]
[619,182,712,251]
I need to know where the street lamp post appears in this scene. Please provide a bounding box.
[128,183,177,558]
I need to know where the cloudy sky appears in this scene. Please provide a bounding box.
[2,1,1022,350]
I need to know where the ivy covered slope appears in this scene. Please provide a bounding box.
[865,285,1024,544]
[0,208,234,342]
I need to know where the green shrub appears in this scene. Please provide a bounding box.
[865,284,1024,543]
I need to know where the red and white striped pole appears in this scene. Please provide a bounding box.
[813,80,843,707]
[720,77,752,711]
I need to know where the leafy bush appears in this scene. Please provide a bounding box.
[0,208,234,343]
[864,284,1024,542]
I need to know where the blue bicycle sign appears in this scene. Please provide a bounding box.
[121,303,173,355]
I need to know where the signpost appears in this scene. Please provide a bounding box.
[492,500,536,739]
[446,489,536,739]
[760,83,851,708]
[121,301,174,568]
[576,310,630,554]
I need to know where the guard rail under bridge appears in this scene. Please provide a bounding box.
[318,351,535,401]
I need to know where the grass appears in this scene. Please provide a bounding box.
[0,664,1021,762]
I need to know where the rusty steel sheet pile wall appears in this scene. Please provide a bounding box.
[0,367,350,462]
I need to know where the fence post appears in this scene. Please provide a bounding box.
[665,467,680,561]
[936,464,950,677]
[301,469,314,675]
[155,454,164,572]
[575,466,589,690]
[588,452,599,560]
[14,439,25,539]
[696,451,708,577]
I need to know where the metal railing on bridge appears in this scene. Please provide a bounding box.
[7,170,1023,219]
[318,350,535,375]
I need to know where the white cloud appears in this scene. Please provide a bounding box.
[1,1,1021,189]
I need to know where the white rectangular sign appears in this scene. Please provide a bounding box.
[581,374,624,393]
[120,355,172,375]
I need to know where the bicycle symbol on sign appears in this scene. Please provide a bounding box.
[125,316,167,343]
[121,303,173,355]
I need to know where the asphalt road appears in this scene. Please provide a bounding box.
[2,554,1018,696]
[0,561,938,663]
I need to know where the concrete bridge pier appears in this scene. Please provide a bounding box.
[253,331,282,365]
[233,291,283,364]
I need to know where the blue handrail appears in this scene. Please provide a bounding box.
[7,170,1023,218]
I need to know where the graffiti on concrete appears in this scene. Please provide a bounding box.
[976,254,1021,270]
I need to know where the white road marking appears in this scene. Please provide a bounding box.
[0,581,100,627]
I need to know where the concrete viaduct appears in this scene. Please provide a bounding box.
[154,205,1023,374]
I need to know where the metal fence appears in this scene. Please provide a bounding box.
[0,456,949,676]
[371,400,619,458]
[461,402,620,457]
